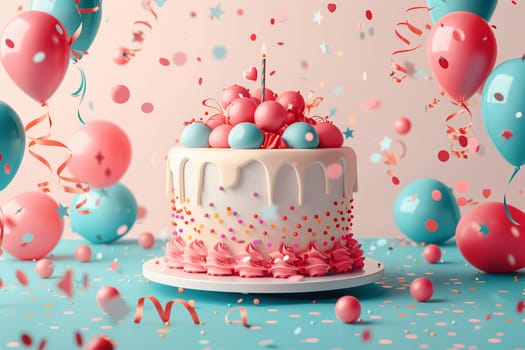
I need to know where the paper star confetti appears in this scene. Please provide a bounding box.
[313,10,324,24]
[320,41,330,54]
[343,128,354,139]
[56,203,69,219]
[210,4,224,20]
[479,223,490,236]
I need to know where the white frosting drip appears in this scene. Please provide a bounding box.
[167,147,357,206]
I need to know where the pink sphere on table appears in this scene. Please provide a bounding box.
[85,336,114,350]
[422,244,442,264]
[68,120,132,189]
[221,84,250,109]
[251,87,277,102]
[209,124,233,148]
[138,232,155,249]
[75,244,92,263]
[394,117,412,135]
[206,114,226,129]
[410,277,434,302]
[96,286,121,309]
[335,295,361,323]
[227,97,258,125]
[1,191,63,260]
[277,90,306,114]
[314,122,344,148]
[254,101,287,132]
[35,258,54,279]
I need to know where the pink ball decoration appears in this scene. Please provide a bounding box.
[68,120,132,189]
[422,244,442,264]
[254,101,287,132]
[334,295,361,323]
[410,277,434,302]
[85,336,114,350]
[394,116,412,135]
[209,124,233,148]
[314,122,344,148]
[138,232,155,249]
[252,87,277,102]
[96,285,121,309]
[75,244,92,263]
[206,113,226,129]
[221,84,250,109]
[456,202,525,272]
[35,258,54,279]
[1,191,63,260]
[113,47,131,65]
[277,90,306,114]
[227,98,257,125]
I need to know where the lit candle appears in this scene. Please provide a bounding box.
[260,44,267,103]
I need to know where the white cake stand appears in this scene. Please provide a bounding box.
[142,257,384,294]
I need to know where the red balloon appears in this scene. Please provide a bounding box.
[0,11,70,103]
[427,12,497,103]
[456,202,525,272]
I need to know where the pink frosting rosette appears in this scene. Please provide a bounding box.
[269,244,301,278]
[327,241,353,273]
[345,234,365,270]
[298,241,330,277]
[206,242,236,276]
[234,242,268,278]
[164,235,186,269]
[182,239,208,273]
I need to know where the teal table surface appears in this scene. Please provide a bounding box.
[1,238,524,350]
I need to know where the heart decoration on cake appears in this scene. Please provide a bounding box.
[243,66,258,81]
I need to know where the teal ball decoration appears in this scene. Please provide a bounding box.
[70,182,138,244]
[393,178,460,244]
[282,122,319,149]
[228,122,264,149]
[181,122,211,147]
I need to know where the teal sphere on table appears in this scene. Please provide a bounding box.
[393,178,460,244]
[70,182,138,244]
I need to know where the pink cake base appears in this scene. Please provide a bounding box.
[164,234,364,278]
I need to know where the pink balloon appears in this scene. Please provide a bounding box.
[209,124,233,148]
[277,90,306,115]
[0,11,70,103]
[426,11,497,103]
[227,98,257,125]
[68,120,132,188]
[1,191,64,260]
[456,202,525,272]
[254,101,286,132]
[314,122,344,148]
[221,84,250,109]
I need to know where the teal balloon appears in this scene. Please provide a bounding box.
[70,183,138,244]
[0,101,25,191]
[393,178,460,244]
[71,0,103,58]
[30,0,82,38]
[427,0,497,23]
[481,58,525,167]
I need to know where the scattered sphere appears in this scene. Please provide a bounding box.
[423,244,442,264]
[209,124,233,148]
[111,85,130,104]
[254,101,287,132]
[277,90,306,114]
[181,122,212,148]
[96,286,121,309]
[335,295,361,323]
[138,232,155,249]
[282,122,319,149]
[35,258,54,279]
[314,122,344,148]
[85,336,114,350]
[221,85,250,109]
[228,122,264,149]
[394,116,412,135]
[113,47,131,65]
[410,277,434,302]
[227,98,258,125]
[75,244,92,263]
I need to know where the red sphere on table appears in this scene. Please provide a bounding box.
[410,277,434,302]
[334,295,361,323]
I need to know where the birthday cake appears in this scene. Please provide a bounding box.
[164,85,364,278]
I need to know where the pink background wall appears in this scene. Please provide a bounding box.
[1,0,524,240]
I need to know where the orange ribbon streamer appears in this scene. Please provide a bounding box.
[390,7,432,83]
[133,295,200,325]
[305,91,324,116]
[224,306,250,328]
[445,101,473,159]
[202,98,225,115]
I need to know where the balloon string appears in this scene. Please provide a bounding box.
[224,306,250,328]
[72,63,87,125]
[504,166,521,225]
[390,7,431,83]
[445,101,473,159]
[133,295,200,325]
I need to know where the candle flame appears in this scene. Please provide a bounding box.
[261,44,267,58]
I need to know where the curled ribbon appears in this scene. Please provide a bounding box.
[202,98,225,115]
[504,166,521,225]
[305,91,324,116]
[390,6,431,83]
[224,306,250,328]
[445,101,473,159]
[72,63,87,125]
[133,295,200,325]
